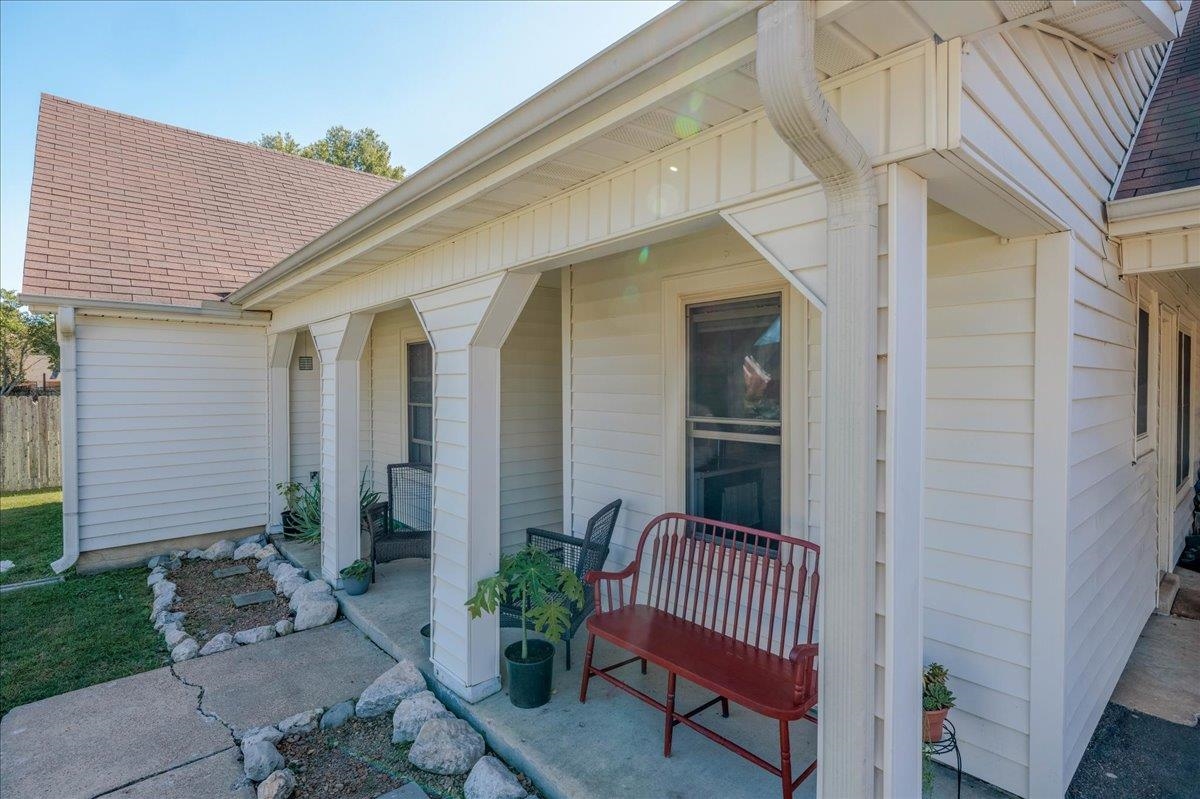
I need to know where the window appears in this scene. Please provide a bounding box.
[407,341,433,465]
[1178,331,1192,488]
[1136,307,1150,437]
[685,295,782,533]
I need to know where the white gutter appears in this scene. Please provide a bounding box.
[757,2,881,797]
[226,1,767,306]
[51,307,79,574]
[19,293,270,322]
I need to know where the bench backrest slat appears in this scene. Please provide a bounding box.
[627,513,820,658]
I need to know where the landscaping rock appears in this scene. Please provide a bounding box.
[154,610,185,630]
[256,544,279,561]
[163,626,189,648]
[465,756,528,799]
[408,717,485,776]
[146,568,167,586]
[320,700,355,730]
[274,619,294,637]
[152,579,176,599]
[0,560,14,573]
[256,768,296,799]
[238,531,267,548]
[234,625,277,645]
[288,579,332,610]
[356,660,425,718]
[271,562,302,581]
[240,725,283,745]
[201,539,237,560]
[242,739,285,782]
[392,691,453,744]
[233,541,261,560]
[266,559,288,577]
[150,591,175,616]
[199,632,236,656]
[186,548,205,559]
[293,597,338,631]
[146,554,172,569]
[257,556,281,572]
[171,637,199,662]
[376,787,431,799]
[276,575,308,599]
[277,707,323,735]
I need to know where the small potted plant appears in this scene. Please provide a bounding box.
[339,558,372,596]
[275,481,302,536]
[465,545,584,709]
[922,662,955,742]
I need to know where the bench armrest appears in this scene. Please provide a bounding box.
[789,643,819,705]
[584,561,637,613]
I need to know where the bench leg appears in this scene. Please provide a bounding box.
[779,720,793,799]
[641,658,647,674]
[720,696,730,717]
[578,633,596,703]
[664,671,677,757]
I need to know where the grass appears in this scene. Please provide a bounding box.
[0,567,167,717]
[0,487,63,585]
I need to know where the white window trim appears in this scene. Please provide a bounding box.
[1135,280,1158,460]
[1176,317,1195,499]
[661,260,807,536]
[399,322,429,466]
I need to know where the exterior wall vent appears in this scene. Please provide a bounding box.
[298,355,314,371]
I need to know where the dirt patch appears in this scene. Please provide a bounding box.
[1172,586,1200,620]
[171,558,290,641]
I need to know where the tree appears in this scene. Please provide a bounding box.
[256,125,405,181]
[0,289,59,396]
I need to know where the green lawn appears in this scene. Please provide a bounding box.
[0,567,167,716]
[0,488,63,585]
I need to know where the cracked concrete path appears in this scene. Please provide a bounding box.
[0,620,394,799]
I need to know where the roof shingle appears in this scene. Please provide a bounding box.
[1114,6,1200,199]
[21,95,397,306]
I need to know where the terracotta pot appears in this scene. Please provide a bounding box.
[923,708,949,742]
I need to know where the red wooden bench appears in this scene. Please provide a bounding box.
[579,513,820,799]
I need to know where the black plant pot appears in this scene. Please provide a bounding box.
[505,639,555,709]
[281,510,300,538]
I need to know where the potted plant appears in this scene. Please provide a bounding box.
[340,558,372,596]
[465,545,584,709]
[289,477,321,542]
[275,481,303,536]
[922,662,955,742]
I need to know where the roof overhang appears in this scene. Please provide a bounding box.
[20,293,271,324]
[1108,185,1200,237]
[229,0,1191,312]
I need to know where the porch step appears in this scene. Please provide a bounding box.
[1156,571,1180,615]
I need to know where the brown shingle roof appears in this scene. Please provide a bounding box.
[1114,6,1200,199]
[21,95,398,306]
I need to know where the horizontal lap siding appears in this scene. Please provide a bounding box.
[289,330,320,483]
[369,306,424,496]
[500,283,562,553]
[925,234,1036,796]
[75,315,268,549]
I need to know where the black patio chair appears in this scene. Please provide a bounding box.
[369,463,432,569]
[499,498,622,670]
[361,499,390,582]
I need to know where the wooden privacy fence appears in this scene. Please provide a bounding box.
[1,395,61,492]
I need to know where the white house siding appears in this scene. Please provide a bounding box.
[366,305,425,496]
[924,232,1037,796]
[74,315,268,551]
[500,279,562,552]
[289,329,320,484]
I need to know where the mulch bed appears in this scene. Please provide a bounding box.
[170,558,290,641]
[276,716,474,799]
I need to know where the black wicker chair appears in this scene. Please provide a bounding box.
[381,463,433,560]
[499,498,622,670]
[361,499,390,582]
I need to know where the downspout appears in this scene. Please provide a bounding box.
[757,3,879,798]
[52,307,79,573]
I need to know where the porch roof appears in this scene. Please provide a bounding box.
[229,0,1187,313]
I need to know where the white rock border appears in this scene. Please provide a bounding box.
[236,659,534,799]
[145,533,338,662]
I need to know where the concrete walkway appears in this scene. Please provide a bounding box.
[0,620,393,799]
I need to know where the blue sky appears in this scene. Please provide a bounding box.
[0,0,673,291]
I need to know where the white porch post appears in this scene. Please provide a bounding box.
[310,313,374,583]
[413,273,539,703]
[267,331,297,532]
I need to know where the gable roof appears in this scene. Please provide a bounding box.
[20,95,397,307]
[1114,5,1199,200]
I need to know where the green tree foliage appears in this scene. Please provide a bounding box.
[0,289,59,396]
[256,126,405,181]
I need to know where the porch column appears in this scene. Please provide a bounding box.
[757,3,879,797]
[310,313,374,583]
[267,331,297,532]
[413,272,539,703]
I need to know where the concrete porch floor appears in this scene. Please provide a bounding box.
[336,559,1009,799]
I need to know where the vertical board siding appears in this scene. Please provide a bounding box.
[500,282,563,552]
[289,329,320,484]
[74,315,268,549]
[0,395,61,492]
[925,232,1037,796]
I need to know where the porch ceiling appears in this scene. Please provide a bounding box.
[235,0,1186,312]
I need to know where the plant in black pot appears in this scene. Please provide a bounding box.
[275,481,303,537]
[339,558,372,596]
[465,545,584,709]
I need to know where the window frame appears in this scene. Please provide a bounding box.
[1177,321,1194,492]
[406,338,434,466]
[1135,284,1158,460]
